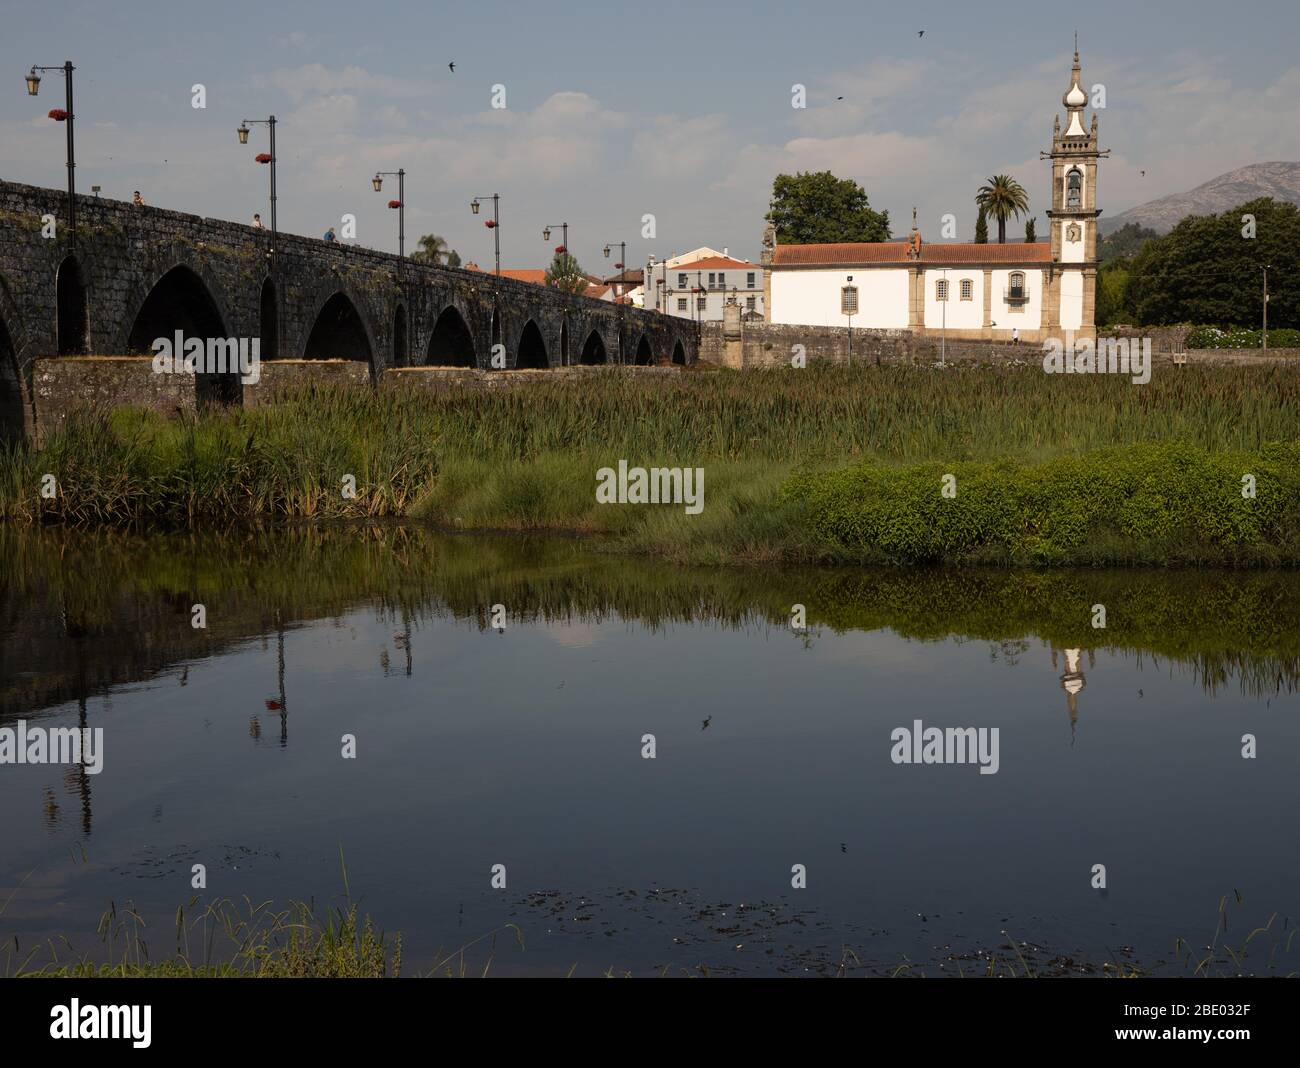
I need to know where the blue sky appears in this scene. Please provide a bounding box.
[3,0,1298,269]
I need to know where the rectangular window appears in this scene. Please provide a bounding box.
[747,272,756,288]
[841,286,859,314]
[746,296,756,311]
[678,273,687,288]
[697,296,706,310]
[708,273,716,287]
[717,273,726,289]
[936,279,948,301]
[676,298,687,311]
[960,279,973,301]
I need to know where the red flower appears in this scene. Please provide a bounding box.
[555,245,566,254]
[264,698,282,711]
[484,219,497,229]
[47,108,68,121]
[255,152,272,164]
[387,199,402,209]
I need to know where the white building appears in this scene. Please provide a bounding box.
[762,48,1103,343]
[644,247,765,322]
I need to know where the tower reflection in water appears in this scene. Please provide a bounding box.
[1051,646,1093,741]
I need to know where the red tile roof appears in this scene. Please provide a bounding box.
[669,256,754,272]
[464,265,550,285]
[773,241,1052,266]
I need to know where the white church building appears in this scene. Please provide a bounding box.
[761,48,1105,344]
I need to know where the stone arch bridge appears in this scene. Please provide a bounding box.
[0,179,698,439]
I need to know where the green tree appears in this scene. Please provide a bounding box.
[1095,262,1132,327]
[974,207,988,244]
[411,233,459,266]
[545,249,589,294]
[1024,217,1037,243]
[975,175,1030,244]
[1097,222,1158,264]
[1125,197,1299,327]
[765,171,891,244]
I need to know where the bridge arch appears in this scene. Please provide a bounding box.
[259,277,279,358]
[302,288,376,369]
[125,263,228,355]
[425,304,476,367]
[515,319,548,369]
[671,338,687,365]
[56,255,88,355]
[633,334,653,366]
[579,329,607,365]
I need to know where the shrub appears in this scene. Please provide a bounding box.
[781,442,1300,566]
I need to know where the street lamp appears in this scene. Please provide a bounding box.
[542,222,569,252]
[603,240,627,297]
[471,194,500,276]
[372,170,406,256]
[25,61,77,237]
[237,116,277,235]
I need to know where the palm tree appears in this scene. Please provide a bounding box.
[411,233,456,265]
[975,175,1030,244]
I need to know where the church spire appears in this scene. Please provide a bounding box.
[1062,38,1088,138]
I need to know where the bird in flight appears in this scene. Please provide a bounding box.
[448,62,456,73]
[701,716,712,731]
[836,95,844,101]
[917,30,925,37]
[1139,170,1146,177]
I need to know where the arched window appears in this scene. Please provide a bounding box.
[960,278,973,301]
[1009,272,1025,295]
[935,279,948,302]
[1066,167,1083,209]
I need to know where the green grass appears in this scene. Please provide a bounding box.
[2,365,1296,565]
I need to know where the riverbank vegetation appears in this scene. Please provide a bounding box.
[1,365,1296,566]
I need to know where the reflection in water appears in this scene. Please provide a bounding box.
[1,524,1298,975]
[1053,646,1089,739]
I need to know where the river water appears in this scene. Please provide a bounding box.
[1,525,1296,976]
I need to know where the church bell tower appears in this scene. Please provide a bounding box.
[1042,39,1108,335]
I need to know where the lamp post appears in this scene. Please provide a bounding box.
[1262,264,1271,350]
[26,61,77,237]
[542,223,569,252]
[372,170,406,256]
[237,116,277,235]
[603,241,627,297]
[470,195,501,276]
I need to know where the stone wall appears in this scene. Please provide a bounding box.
[244,359,373,407]
[700,321,1300,370]
[381,364,682,395]
[31,356,194,440]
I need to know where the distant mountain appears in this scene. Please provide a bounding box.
[1099,162,1300,235]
